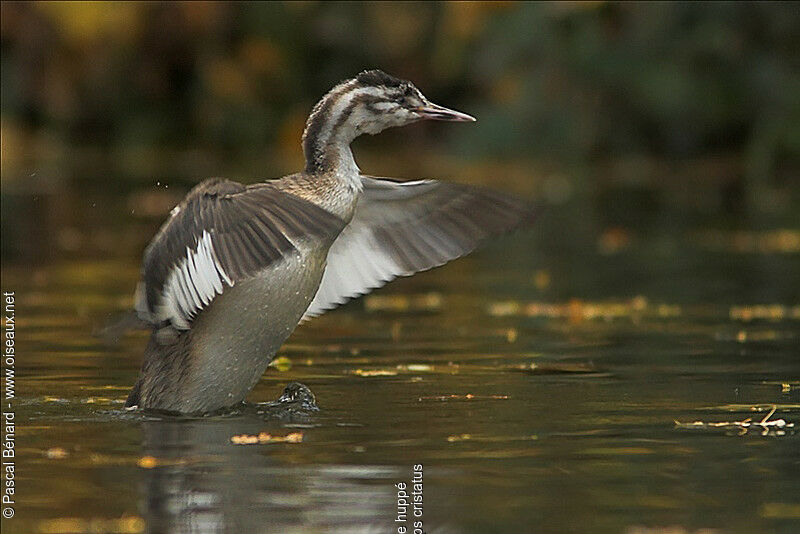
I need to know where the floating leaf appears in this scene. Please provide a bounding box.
[397,364,433,372]
[269,356,292,371]
[45,447,69,459]
[675,406,795,436]
[419,393,509,401]
[514,362,598,374]
[137,456,158,469]
[231,432,304,445]
[365,292,443,312]
[352,369,398,377]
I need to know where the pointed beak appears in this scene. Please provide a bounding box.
[416,102,476,122]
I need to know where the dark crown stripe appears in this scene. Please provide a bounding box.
[356,69,404,88]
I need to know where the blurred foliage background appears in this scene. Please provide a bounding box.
[3,6,800,532]
[2,1,799,262]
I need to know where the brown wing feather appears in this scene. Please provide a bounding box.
[138,178,344,328]
[302,176,537,319]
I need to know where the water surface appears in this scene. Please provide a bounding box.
[2,189,799,534]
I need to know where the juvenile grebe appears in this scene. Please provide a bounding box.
[126,70,535,413]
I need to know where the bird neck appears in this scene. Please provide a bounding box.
[301,80,371,185]
[304,130,360,182]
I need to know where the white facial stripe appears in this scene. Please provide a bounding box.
[155,230,231,329]
[372,101,396,111]
[315,85,384,147]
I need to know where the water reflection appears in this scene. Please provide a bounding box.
[138,415,397,533]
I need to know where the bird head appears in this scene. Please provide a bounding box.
[349,69,475,134]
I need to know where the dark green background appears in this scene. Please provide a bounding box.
[1,3,799,534]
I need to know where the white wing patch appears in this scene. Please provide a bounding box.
[299,175,535,322]
[156,230,232,329]
[302,223,408,320]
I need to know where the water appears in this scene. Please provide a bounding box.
[2,188,799,534]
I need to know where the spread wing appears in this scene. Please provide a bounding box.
[136,178,343,329]
[302,176,536,320]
